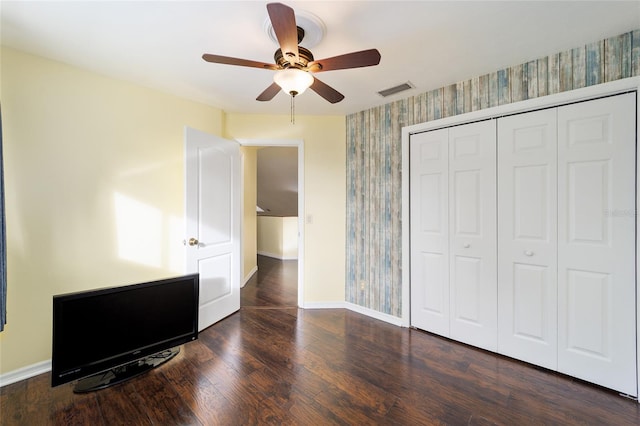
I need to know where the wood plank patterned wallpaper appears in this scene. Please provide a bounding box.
[345,30,640,318]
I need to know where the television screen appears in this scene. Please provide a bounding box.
[52,274,199,391]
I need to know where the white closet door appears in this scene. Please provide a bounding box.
[410,128,450,336]
[497,109,558,369]
[557,93,637,396]
[449,120,497,351]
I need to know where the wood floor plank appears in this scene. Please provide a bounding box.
[160,352,234,425]
[300,345,397,418]
[94,379,154,425]
[0,381,25,424]
[128,367,201,425]
[286,392,346,425]
[313,383,396,424]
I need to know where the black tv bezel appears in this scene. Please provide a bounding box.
[51,273,199,389]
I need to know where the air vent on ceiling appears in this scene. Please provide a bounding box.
[377,81,414,97]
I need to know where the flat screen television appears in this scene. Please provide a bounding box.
[52,274,199,393]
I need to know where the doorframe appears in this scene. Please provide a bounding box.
[236,138,305,308]
[401,77,640,398]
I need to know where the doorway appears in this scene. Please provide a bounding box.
[238,139,304,309]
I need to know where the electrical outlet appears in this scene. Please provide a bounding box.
[360,281,365,291]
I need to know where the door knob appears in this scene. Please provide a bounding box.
[463,243,471,248]
[188,237,199,246]
[524,250,534,256]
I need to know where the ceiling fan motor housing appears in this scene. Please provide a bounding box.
[273,26,320,71]
[275,45,315,70]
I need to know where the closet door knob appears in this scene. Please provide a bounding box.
[524,250,534,256]
[463,243,471,248]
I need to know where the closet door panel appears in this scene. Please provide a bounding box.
[557,93,637,396]
[410,129,450,336]
[497,109,558,370]
[449,120,497,351]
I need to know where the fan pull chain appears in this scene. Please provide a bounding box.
[289,90,299,125]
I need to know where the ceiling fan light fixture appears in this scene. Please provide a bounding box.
[203,2,380,108]
[273,68,314,96]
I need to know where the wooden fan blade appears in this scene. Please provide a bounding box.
[266,2,299,64]
[256,82,281,101]
[310,77,344,104]
[307,49,381,72]
[202,54,278,70]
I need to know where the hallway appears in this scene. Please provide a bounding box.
[241,255,297,308]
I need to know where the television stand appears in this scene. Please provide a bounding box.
[73,347,180,393]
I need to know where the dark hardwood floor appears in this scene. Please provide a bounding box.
[241,255,298,308]
[2,256,639,425]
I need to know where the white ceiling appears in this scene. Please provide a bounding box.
[2,1,639,116]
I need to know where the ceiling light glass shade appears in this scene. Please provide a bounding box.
[273,69,314,96]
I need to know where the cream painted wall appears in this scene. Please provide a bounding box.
[225,114,346,304]
[282,216,298,260]
[257,216,284,258]
[0,47,225,374]
[241,146,258,283]
[257,216,298,259]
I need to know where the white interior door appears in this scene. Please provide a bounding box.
[557,93,637,396]
[185,127,241,331]
[410,128,450,335]
[448,120,497,351]
[497,109,558,369]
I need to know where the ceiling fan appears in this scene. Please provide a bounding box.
[202,2,381,104]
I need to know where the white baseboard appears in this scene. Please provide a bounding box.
[242,265,258,288]
[0,360,51,388]
[257,251,298,260]
[302,301,404,327]
[344,302,405,326]
[303,301,348,310]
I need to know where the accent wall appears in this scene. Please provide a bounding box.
[346,30,640,318]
